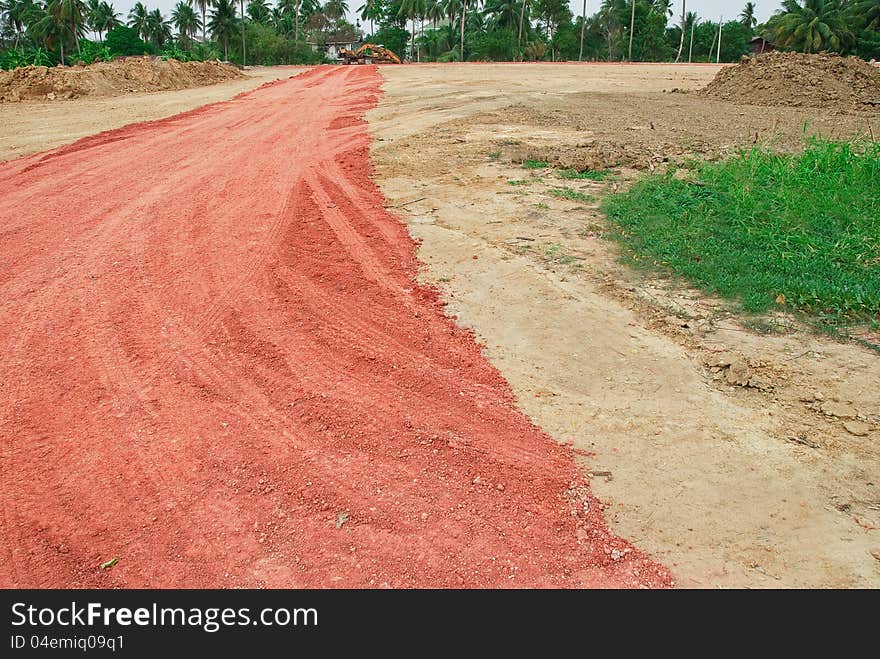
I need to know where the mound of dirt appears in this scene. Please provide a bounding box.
[700,52,880,112]
[0,57,244,102]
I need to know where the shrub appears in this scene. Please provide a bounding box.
[73,39,113,65]
[105,25,152,57]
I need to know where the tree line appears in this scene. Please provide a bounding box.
[1,0,878,69]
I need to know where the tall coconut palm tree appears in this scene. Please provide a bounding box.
[483,0,516,30]
[674,0,685,62]
[85,0,99,37]
[208,0,237,59]
[628,0,635,61]
[460,0,466,60]
[33,0,85,62]
[127,1,149,41]
[324,0,348,19]
[578,0,587,61]
[483,0,515,58]
[276,0,308,43]
[147,7,172,46]
[190,0,215,43]
[426,0,443,29]
[3,0,40,46]
[686,10,697,61]
[171,0,201,45]
[739,1,756,29]
[95,1,120,41]
[398,0,419,59]
[773,0,854,53]
[238,0,245,65]
[59,0,86,57]
[32,0,69,62]
[358,0,382,33]
[652,0,672,17]
[246,0,269,22]
[517,0,529,51]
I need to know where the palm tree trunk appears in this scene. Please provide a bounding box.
[240,0,246,65]
[295,6,299,43]
[202,7,206,43]
[60,38,65,66]
[674,0,685,62]
[517,0,527,55]
[460,0,465,61]
[628,0,635,62]
[578,0,586,61]
[716,15,722,63]
[73,18,81,56]
[688,18,695,62]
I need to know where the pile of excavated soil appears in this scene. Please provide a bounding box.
[0,57,243,102]
[700,52,880,112]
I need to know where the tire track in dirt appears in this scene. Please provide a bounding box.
[0,65,671,588]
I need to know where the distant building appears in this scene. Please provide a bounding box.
[750,36,775,54]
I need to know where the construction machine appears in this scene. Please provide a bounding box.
[338,43,402,65]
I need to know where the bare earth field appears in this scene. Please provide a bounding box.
[2,63,878,588]
[367,63,880,588]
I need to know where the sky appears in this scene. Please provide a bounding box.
[109,0,780,30]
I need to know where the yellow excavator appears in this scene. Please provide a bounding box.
[338,43,402,65]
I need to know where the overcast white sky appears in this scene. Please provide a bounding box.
[108,0,780,27]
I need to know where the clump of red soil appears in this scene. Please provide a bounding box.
[0,56,243,102]
[700,51,880,112]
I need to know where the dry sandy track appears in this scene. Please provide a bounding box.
[0,65,669,588]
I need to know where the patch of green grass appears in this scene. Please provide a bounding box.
[535,202,550,209]
[602,139,880,319]
[522,159,550,169]
[557,168,613,180]
[508,179,532,186]
[549,188,595,203]
[488,151,501,159]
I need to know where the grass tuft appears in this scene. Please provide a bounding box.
[522,159,550,169]
[550,188,595,203]
[602,139,880,319]
[557,168,613,180]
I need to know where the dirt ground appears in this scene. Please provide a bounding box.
[368,63,880,588]
[1,63,878,588]
[0,65,306,162]
[0,66,669,588]
[700,52,880,111]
